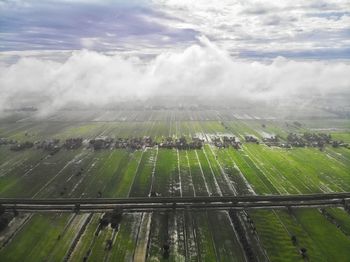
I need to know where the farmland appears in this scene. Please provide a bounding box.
[0,109,350,262]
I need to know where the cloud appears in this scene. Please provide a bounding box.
[1,0,349,59]
[1,38,349,115]
[153,0,350,59]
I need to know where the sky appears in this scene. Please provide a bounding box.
[1,0,350,59]
[0,0,349,113]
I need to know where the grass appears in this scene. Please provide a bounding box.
[147,212,171,262]
[293,209,350,261]
[69,214,101,261]
[331,132,350,143]
[0,214,71,262]
[129,148,157,197]
[0,149,82,197]
[193,211,218,261]
[195,149,220,196]
[203,145,232,195]
[207,211,246,262]
[324,207,350,236]
[109,213,142,261]
[227,147,278,194]
[48,214,89,261]
[206,145,250,195]
[153,148,179,197]
[231,140,350,261]
[178,150,195,196]
[111,150,143,197]
[241,144,350,193]
[0,148,47,194]
[186,150,208,196]
[249,210,300,262]
[0,116,349,262]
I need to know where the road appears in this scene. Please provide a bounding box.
[1,192,349,213]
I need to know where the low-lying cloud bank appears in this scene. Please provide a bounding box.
[1,38,349,115]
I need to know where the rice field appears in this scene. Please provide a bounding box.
[0,110,349,262]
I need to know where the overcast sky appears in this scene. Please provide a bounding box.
[0,0,349,113]
[1,0,349,59]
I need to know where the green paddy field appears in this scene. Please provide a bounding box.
[0,109,349,262]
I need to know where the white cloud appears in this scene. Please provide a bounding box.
[2,0,349,58]
[153,0,350,55]
[0,38,349,115]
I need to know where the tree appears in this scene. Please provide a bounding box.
[163,243,170,259]
[110,208,123,229]
[0,217,9,231]
[300,247,308,259]
[74,203,80,214]
[0,204,5,216]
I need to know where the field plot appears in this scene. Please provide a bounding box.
[0,111,350,262]
[228,141,350,261]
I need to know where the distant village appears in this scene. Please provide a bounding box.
[0,132,348,155]
[0,136,205,154]
[210,136,242,149]
[260,133,349,149]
